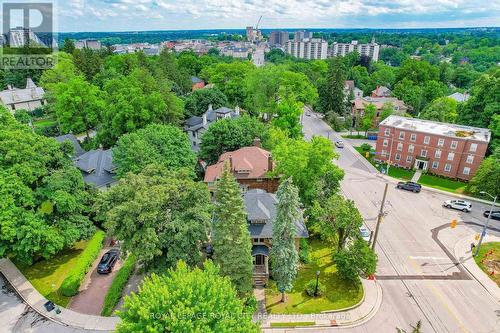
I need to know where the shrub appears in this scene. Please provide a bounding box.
[101,254,136,316]
[360,143,372,152]
[305,278,325,297]
[299,238,310,264]
[60,230,105,297]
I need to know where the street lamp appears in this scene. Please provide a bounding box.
[474,191,498,256]
[314,270,320,297]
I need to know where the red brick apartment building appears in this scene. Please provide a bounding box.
[375,116,491,181]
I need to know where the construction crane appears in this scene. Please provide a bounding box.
[255,15,263,30]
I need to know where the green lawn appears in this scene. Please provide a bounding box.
[473,242,500,287]
[341,134,366,139]
[265,238,363,314]
[387,167,414,181]
[418,174,467,194]
[33,117,57,128]
[15,240,89,307]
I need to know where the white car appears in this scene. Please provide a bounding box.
[335,140,344,148]
[443,199,472,212]
[306,111,311,117]
[359,226,371,242]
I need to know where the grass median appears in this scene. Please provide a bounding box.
[473,242,500,287]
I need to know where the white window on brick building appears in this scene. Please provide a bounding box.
[450,140,458,149]
[470,143,477,152]
[447,152,454,161]
[408,144,414,153]
[421,149,427,157]
[424,136,430,144]
[444,163,452,172]
[435,149,441,158]
[397,142,403,151]
[384,128,391,137]
[399,131,405,140]
[383,139,388,147]
[463,167,470,175]
[406,155,412,163]
[410,133,416,142]
[432,161,439,169]
[395,153,401,161]
[466,155,474,164]
[381,150,387,157]
[437,138,444,147]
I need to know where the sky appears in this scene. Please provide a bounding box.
[41,0,500,32]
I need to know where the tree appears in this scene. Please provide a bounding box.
[333,238,377,282]
[99,68,184,147]
[420,97,458,123]
[39,52,80,93]
[313,194,363,250]
[61,39,75,54]
[0,108,94,264]
[157,49,192,95]
[467,148,500,198]
[14,109,31,124]
[199,115,269,164]
[360,103,376,134]
[272,136,344,205]
[396,59,439,85]
[184,87,228,117]
[54,76,104,139]
[116,260,259,333]
[272,97,303,139]
[113,124,196,177]
[271,178,301,302]
[380,103,394,122]
[212,165,253,296]
[318,57,346,119]
[397,320,423,333]
[422,80,447,106]
[95,165,212,269]
[393,78,423,114]
[72,48,103,82]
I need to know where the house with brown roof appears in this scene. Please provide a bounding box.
[351,96,408,127]
[204,139,280,193]
[371,85,392,97]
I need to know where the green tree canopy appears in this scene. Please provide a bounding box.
[0,108,94,264]
[212,165,253,296]
[113,124,196,177]
[184,87,228,117]
[467,148,500,198]
[199,115,269,164]
[420,97,458,123]
[94,165,212,269]
[333,238,377,282]
[116,260,259,333]
[272,97,303,139]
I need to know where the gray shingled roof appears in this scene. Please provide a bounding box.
[185,107,238,132]
[74,149,116,188]
[244,189,308,239]
[0,78,44,106]
[191,76,203,83]
[54,134,85,157]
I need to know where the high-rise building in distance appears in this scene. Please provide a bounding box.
[294,30,313,41]
[329,39,380,61]
[268,31,289,46]
[285,38,328,60]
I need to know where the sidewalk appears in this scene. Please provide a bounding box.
[260,278,382,331]
[454,234,500,301]
[0,258,119,331]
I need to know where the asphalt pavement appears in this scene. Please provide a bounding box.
[301,112,500,333]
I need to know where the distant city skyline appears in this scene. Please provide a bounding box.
[41,0,500,32]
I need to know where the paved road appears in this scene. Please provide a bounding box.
[302,112,500,333]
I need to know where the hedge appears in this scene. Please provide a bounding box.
[60,230,105,297]
[101,254,136,316]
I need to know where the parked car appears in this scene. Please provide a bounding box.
[396,181,421,193]
[483,210,500,221]
[306,111,311,116]
[335,140,344,148]
[359,226,371,242]
[443,199,472,212]
[97,249,120,274]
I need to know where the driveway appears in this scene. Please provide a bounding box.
[68,245,122,316]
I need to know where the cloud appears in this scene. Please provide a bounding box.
[56,0,500,31]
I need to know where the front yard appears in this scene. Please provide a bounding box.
[265,238,363,314]
[15,240,89,307]
[474,242,500,287]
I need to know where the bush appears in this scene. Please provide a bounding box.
[299,238,310,264]
[60,230,105,297]
[305,279,325,297]
[101,254,136,316]
[360,143,372,152]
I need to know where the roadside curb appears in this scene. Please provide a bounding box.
[0,258,119,332]
[453,234,500,301]
[260,279,382,331]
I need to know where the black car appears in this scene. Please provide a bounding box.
[483,211,500,221]
[396,181,422,193]
[97,249,120,274]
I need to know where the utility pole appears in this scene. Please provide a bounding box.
[371,182,388,250]
[474,191,498,256]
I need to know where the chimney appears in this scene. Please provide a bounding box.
[229,156,233,170]
[202,113,207,126]
[268,154,273,172]
[253,137,261,147]
[208,104,213,111]
[235,105,240,115]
